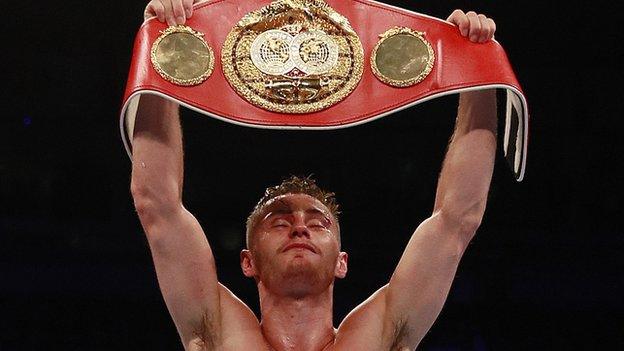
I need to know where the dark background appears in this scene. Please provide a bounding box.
[2,0,622,350]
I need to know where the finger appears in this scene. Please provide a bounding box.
[466,11,481,42]
[477,14,490,43]
[170,0,187,25]
[144,2,154,20]
[183,0,194,18]
[446,8,464,22]
[487,18,497,40]
[160,0,175,26]
[154,2,166,23]
[145,1,166,23]
[447,9,469,37]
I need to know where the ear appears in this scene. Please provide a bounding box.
[334,251,348,279]
[240,249,257,278]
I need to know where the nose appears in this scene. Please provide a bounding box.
[290,224,310,238]
[289,215,310,239]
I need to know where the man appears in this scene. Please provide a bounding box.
[132,1,498,350]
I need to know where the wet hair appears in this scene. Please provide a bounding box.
[245,175,340,249]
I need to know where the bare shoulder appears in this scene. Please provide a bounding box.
[334,284,410,351]
[191,283,268,351]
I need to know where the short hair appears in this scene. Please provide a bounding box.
[245,175,340,249]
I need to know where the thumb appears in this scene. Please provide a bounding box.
[144,1,165,23]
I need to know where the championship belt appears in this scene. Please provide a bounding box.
[120,0,529,181]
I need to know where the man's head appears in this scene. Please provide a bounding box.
[240,176,348,297]
[245,175,341,248]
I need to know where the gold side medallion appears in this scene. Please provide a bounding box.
[151,25,215,86]
[371,27,435,88]
[222,0,364,114]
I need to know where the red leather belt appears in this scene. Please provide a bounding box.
[120,0,529,181]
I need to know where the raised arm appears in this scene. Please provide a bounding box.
[132,6,223,347]
[130,94,224,349]
[380,10,499,349]
[131,4,265,350]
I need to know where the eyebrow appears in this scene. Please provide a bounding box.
[261,202,331,222]
[265,208,327,217]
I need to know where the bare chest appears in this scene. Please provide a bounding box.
[218,333,403,351]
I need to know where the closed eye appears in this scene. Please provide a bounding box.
[307,220,328,229]
[271,219,290,228]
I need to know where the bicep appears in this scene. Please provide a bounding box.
[384,213,465,346]
[145,206,222,347]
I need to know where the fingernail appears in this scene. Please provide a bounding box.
[470,35,478,42]
[461,28,467,36]
[176,16,185,25]
[185,8,192,18]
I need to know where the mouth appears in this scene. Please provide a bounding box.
[283,243,316,253]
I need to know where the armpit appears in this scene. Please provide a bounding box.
[193,310,220,350]
[389,318,412,351]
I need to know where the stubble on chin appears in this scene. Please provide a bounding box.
[285,255,337,292]
[258,253,332,295]
[283,257,318,279]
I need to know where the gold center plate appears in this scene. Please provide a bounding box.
[222,0,364,114]
[371,27,435,87]
[151,25,215,86]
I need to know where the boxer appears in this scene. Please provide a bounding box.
[131,1,498,350]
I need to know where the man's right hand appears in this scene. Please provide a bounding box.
[144,0,202,26]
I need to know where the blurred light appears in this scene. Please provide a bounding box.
[23,116,32,127]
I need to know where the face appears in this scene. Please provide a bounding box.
[240,193,348,297]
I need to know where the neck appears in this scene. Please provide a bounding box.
[258,283,336,351]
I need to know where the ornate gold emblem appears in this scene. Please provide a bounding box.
[222,0,364,113]
[151,25,215,86]
[371,27,435,87]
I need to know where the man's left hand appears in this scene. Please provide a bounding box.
[447,10,497,43]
